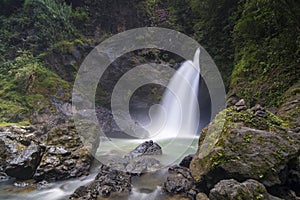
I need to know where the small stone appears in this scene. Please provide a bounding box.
[48,146,70,156]
[196,192,210,200]
[35,180,51,190]
[255,110,267,118]
[13,181,29,188]
[234,99,247,111]
[235,99,245,107]
[0,172,8,182]
[251,104,265,112]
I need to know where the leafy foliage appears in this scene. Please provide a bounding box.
[230,0,300,107]
[0,51,70,123]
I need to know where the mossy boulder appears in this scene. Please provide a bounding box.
[277,81,300,129]
[209,179,277,200]
[190,104,300,190]
[33,123,93,181]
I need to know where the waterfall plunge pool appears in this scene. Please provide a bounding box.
[0,137,198,200]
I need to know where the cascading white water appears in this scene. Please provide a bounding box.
[145,48,201,139]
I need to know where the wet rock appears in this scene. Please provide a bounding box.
[179,154,194,168]
[35,180,51,190]
[163,166,195,197]
[33,123,93,181]
[0,172,8,182]
[209,179,274,200]
[126,157,160,174]
[128,140,162,158]
[190,106,300,189]
[106,155,161,175]
[13,181,29,188]
[69,165,131,199]
[104,140,162,174]
[5,142,43,180]
[0,129,44,180]
[234,99,247,111]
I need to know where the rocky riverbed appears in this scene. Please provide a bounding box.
[0,99,299,200]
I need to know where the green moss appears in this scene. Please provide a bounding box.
[230,0,300,107]
[0,51,71,123]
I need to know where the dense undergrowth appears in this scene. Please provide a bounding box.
[0,0,299,124]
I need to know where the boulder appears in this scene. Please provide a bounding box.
[0,127,44,180]
[33,123,93,181]
[69,165,131,199]
[5,142,43,180]
[128,140,162,158]
[190,106,300,191]
[163,165,195,197]
[209,179,279,200]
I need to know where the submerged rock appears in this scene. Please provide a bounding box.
[69,165,131,199]
[190,106,300,192]
[209,179,277,200]
[125,157,160,174]
[106,141,162,174]
[128,140,162,158]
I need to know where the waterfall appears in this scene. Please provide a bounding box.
[145,48,201,139]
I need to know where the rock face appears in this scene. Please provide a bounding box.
[34,123,93,181]
[163,166,195,197]
[190,105,300,193]
[277,81,300,129]
[0,126,44,180]
[209,179,275,200]
[70,164,131,199]
[128,140,162,158]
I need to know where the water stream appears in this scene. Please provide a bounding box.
[0,138,198,200]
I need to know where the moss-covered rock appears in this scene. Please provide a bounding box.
[277,81,300,129]
[0,51,71,124]
[33,123,93,181]
[209,179,276,200]
[190,104,300,190]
